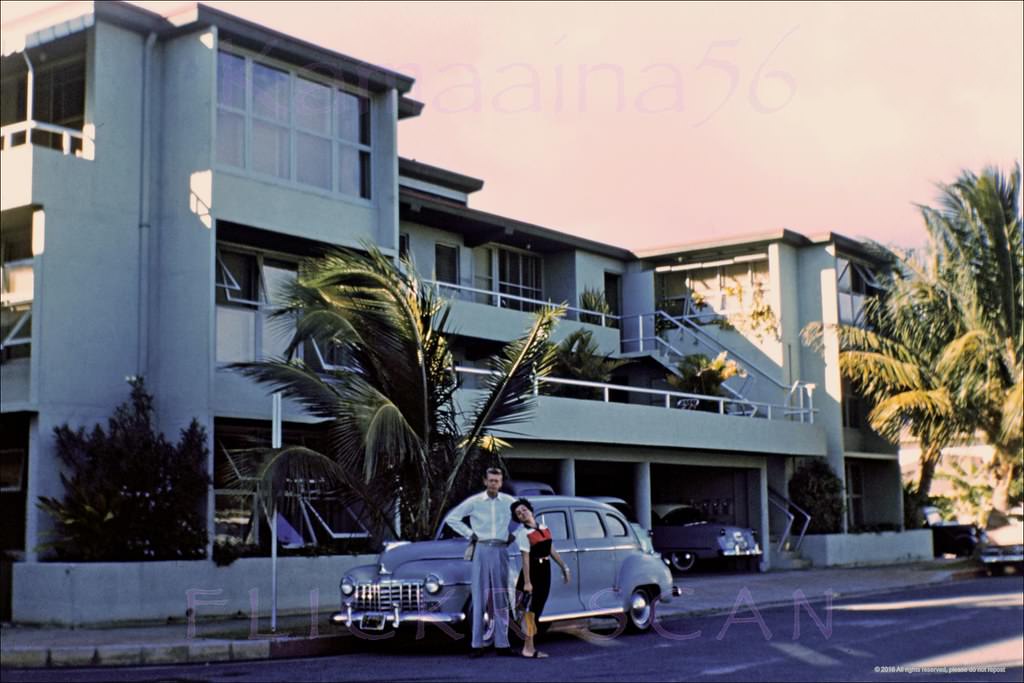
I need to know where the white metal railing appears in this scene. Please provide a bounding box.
[427,280,620,328]
[619,309,816,423]
[454,366,815,422]
[0,120,88,156]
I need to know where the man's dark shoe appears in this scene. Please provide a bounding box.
[469,648,486,659]
[495,647,518,657]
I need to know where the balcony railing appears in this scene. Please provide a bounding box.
[454,366,815,423]
[0,120,89,156]
[427,280,620,328]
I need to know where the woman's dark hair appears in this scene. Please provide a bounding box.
[510,498,534,516]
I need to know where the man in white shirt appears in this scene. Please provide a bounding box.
[444,467,518,656]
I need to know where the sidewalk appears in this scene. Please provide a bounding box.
[1,559,985,669]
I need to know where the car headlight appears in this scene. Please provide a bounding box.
[424,574,443,594]
[341,576,356,597]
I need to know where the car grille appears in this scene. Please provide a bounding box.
[353,580,423,612]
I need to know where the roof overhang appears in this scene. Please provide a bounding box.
[399,189,634,260]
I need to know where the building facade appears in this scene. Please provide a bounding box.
[2,2,907,579]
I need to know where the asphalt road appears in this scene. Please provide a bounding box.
[5,576,1022,682]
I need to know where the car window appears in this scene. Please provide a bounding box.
[538,510,569,540]
[604,513,630,538]
[661,507,703,525]
[573,510,606,539]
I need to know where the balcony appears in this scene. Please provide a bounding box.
[454,367,825,456]
[427,280,621,353]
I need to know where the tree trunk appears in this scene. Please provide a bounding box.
[915,442,943,499]
[989,460,1015,515]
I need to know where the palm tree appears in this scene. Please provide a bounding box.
[804,164,1022,523]
[803,248,964,511]
[919,164,1023,516]
[233,246,562,542]
[547,329,630,400]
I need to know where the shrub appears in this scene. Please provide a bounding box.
[37,377,210,561]
[789,460,844,534]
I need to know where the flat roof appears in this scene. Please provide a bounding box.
[399,158,485,194]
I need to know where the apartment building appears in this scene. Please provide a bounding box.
[1,1,912,586]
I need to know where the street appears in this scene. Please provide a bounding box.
[4,576,1022,682]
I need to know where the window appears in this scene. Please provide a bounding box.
[841,378,866,429]
[603,272,621,316]
[604,513,629,538]
[215,247,298,364]
[398,233,411,261]
[216,50,372,199]
[435,244,459,285]
[498,248,542,311]
[846,462,865,528]
[837,257,882,327]
[473,246,494,303]
[573,510,606,540]
[1,56,86,153]
[538,511,569,540]
[1,225,33,360]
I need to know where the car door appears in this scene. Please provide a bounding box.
[572,507,621,612]
[533,507,584,615]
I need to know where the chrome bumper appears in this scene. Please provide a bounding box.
[719,546,763,557]
[980,550,1024,564]
[331,605,466,628]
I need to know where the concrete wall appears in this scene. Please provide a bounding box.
[12,555,376,626]
[800,529,932,567]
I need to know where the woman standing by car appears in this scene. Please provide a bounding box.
[511,498,571,658]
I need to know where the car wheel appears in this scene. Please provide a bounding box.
[669,551,697,573]
[625,587,655,633]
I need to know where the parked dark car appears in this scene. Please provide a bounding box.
[651,504,761,572]
[977,506,1023,574]
[921,506,984,557]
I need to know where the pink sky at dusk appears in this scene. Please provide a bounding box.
[3,1,1022,251]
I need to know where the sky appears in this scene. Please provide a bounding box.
[2,1,1021,251]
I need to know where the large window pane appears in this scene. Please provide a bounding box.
[252,120,290,178]
[217,52,246,109]
[338,145,367,198]
[435,244,459,284]
[296,132,331,189]
[217,110,245,168]
[573,510,606,539]
[336,90,369,144]
[252,63,289,123]
[216,307,256,363]
[261,310,292,360]
[295,77,330,134]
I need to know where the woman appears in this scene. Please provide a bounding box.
[511,498,571,658]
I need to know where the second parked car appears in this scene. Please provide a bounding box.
[652,504,762,572]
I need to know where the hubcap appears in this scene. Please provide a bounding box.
[630,590,652,627]
[672,552,696,571]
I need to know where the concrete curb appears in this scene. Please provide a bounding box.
[0,567,990,670]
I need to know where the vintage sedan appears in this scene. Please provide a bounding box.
[330,496,678,637]
[652,504,762,573]
[978,506,1024,575]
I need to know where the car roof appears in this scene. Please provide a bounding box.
[587,496,629,505]
[529,495,620,512]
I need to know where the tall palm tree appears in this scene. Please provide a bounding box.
[919,164,1023,516]
[233,246,562,541]
[805,164,1022,522]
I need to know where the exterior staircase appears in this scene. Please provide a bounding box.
[769,541,812,570]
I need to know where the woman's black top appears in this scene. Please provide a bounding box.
[516,525,553,617]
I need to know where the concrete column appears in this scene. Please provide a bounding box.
[633,461,652,529]
[758,465,770,572]
[558,458,575,496]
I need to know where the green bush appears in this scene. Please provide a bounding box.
[789,460,845,534]
[38,377,210,561]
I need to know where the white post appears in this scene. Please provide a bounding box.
[638,315,644,352]
[603,386,610,402]
[271,392,282,633]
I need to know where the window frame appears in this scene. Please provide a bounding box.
[434,242,461,285]
[215,46,373,203]
[571,508,608,541]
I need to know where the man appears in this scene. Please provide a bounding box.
[444,467,518,657]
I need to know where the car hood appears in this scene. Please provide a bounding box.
[377,538,470,574]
